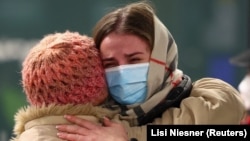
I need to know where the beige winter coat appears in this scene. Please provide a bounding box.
[117,78,246,141]
[10,104,117,141]
[10,78,245,141]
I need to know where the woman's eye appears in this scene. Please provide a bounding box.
[130,58,142,63]
[103,63,117,69]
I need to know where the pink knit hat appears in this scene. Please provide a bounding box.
[22,31,108,106]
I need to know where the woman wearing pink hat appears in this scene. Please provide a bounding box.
[9,31,125,141]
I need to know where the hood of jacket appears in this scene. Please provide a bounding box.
[10,104,116,141]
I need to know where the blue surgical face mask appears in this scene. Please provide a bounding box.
[105,63,149,105]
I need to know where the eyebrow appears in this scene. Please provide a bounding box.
[102,52,144,61]
[124,52,144,58]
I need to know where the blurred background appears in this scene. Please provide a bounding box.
[0,0,248,140]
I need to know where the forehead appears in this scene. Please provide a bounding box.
[100,33,150,53]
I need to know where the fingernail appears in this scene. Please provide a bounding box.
[64,115,70,119]
[57,132,62,137]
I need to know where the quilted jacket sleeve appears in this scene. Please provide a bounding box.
[152,77,246,124]
[117,78,246,141]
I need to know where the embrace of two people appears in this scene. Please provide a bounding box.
[10,1,246,141]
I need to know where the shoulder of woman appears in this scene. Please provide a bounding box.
[192,77,238,92]
[189,77,244,104]
[159,77,245,124]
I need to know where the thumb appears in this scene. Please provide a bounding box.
[102,116,112,126]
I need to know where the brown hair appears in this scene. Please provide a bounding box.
[92,1,155,51]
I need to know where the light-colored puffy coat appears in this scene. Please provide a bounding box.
[10,104,116,141]
[117,78,246,141]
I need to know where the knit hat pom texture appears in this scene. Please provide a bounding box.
[22,31,107,106]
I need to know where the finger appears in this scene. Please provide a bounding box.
[64,115,100,130]
[102,117,112,127]
[57,132,88,141]
[56,124,89,135]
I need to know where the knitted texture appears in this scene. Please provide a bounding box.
[22,31,108,106]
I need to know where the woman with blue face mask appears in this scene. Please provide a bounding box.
[56,1,245,141]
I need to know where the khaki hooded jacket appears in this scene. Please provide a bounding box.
[9,104,117,141]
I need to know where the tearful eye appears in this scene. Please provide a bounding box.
[129,58,143,64]
[127,52,150,64]
[131,58,141,62]
[103,62,118,69]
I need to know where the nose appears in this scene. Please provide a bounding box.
[117,58,129,66]
[118,62,128,66]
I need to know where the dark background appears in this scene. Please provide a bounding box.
[0,0,248,140]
